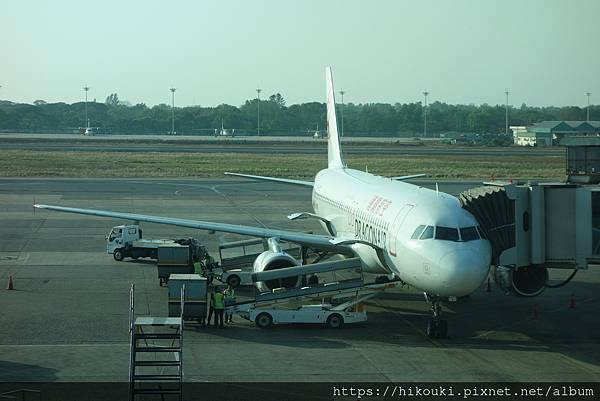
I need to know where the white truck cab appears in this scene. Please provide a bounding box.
[107,225,142,255]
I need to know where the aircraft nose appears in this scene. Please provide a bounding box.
[439,249,490,296]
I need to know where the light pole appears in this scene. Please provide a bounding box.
[339,89,345,137]
[83,86,90,128]
[423,91,429,138]
[587,92,591,121]
[256,88,262,136]
[169,88,176,134]
[505,91,510,136]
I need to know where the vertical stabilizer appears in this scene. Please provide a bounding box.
[326,67,344,169]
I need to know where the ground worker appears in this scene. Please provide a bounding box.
[213,287,225,328]
[223,284,236,323]
[193,256,204,276]
[206,285,215,327]
[200,253,217,284]
[204,253,217,269]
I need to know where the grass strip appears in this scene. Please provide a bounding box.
[0,150,564,180]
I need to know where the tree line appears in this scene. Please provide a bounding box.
[0,94,597,136]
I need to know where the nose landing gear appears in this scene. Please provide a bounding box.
[424,293,447,339]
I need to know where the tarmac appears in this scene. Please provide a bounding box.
[0,133,562,157]
[0,178,598,382]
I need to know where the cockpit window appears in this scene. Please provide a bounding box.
[460,226,480,241]
[411,225,426,239]
[420,225,434,239]
[435,226,459,241]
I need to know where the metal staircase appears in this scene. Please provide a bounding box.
[128,284,184,400]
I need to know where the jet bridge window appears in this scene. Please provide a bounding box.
[419,225,434,240]
[459,226,480,241]
[435,226,459,242]
[411,225,426,239]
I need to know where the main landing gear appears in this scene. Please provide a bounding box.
[424,293,447,339]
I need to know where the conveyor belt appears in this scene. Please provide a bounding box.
[231,279,398,310]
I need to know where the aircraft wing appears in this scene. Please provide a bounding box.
[33,204,351,255]
[224,172,314,187]
[389,173,426,181]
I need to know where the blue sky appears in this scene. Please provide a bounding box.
[1,0,598,107]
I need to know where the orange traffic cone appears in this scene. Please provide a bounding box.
[6,275,14,290]
[532,303,539,320]
[569,293,575,309]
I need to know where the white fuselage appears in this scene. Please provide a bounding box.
[312,168,492,297]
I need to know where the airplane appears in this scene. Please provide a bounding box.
[214,119,235,137]
[34,67,492,338]
[307,124,324,139]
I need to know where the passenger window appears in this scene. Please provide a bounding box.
[411,225,426,239]
[435,226,459,241]
[460,226,479,241]
[128,228,137,235]
[420,225,434,240]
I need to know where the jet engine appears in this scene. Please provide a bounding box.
[253,237,300,292]
[491,265,548,297]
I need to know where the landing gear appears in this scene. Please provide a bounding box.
[424,293,447,339]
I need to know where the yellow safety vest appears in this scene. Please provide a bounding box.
[224,288,235,299]
[193,261,203,275]
[213,292,224,309]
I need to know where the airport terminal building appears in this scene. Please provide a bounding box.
[512,120,600,146]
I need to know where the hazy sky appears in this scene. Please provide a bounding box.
[2,0,599,107]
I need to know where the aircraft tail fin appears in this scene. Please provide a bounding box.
[326,67,344,169]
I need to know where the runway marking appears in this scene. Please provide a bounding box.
[210,185,267,228]
[18,252,30,265]
[356,348,393,381]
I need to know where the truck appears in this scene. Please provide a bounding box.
[243,302,368,329]
[106,224,202,262]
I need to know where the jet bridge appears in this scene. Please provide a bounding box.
[459,181,599,296]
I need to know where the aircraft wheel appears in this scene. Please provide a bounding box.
[255,313,273,329]
[227,274,241,288]
[113,249,125,261]
[326,313,344,329]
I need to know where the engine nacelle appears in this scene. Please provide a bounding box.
[253,238,300,292]
[492,265,548,297]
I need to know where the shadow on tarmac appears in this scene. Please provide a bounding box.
[194,323,352,349]
[0,360,58,381]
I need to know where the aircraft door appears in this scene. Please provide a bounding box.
[388,205,414,257]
